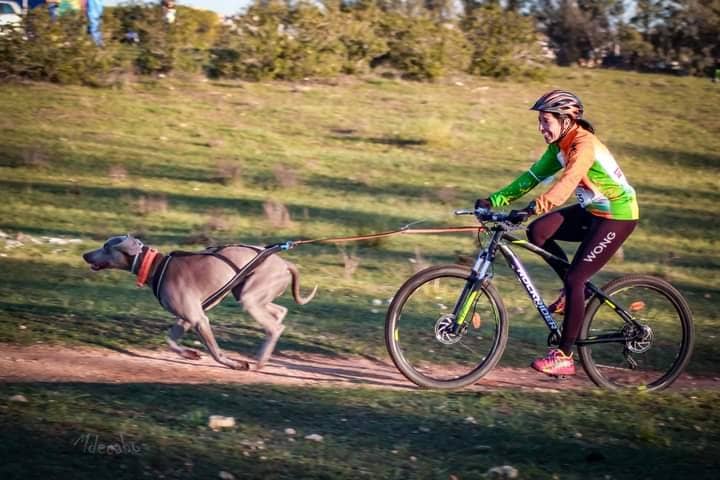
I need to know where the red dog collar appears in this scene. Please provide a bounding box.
[136,248,159,287]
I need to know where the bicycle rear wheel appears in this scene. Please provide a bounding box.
[385,265,508,389]
[578,275,694,391]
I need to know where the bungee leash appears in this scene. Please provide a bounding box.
[279,223,486,250]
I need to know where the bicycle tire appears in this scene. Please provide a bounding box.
[578,274,694,391]
[385,265,509,389]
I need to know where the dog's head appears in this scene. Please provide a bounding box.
[82,235,145,272]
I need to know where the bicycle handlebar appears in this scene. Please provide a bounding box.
[454,207,527,224]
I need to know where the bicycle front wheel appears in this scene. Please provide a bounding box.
[385,265,508,389]
[578,275,694,391]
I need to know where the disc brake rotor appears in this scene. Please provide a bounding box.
[625,324,653,354]
[435,314,463,345]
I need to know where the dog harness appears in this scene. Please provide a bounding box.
[132,244,283,312]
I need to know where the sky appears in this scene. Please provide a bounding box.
[103,1,251,16]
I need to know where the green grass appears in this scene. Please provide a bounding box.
[1,68,720,478]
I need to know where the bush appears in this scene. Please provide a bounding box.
[110,4,220,75]
[207,1,468,82]
[0,8,111,85]
[207,2,290,80]
[462,6,547,79]
[208,1,350,81]
[612,25,657,70]
[335,2,387,74]
[131,8,179,75]
[374,11,467,80]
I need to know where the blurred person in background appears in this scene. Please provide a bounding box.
[44,0,101,47]
[161,0,175,24]
[54,0,83,16]
[46,0,59,21]
[86,0,101,45]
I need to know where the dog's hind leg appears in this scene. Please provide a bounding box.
[167,318,203,361]
[234,267,291,370]
[267,303,288,323]
[193,312,250,371]
[245,302,285,371]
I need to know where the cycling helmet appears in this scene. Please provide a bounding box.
[530,90,584,121]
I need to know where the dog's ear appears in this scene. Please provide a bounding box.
[116,235,144,256]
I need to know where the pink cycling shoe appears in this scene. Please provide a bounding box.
[531,348,576,376]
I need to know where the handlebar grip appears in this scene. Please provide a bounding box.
[453,209,476,216]
[454,208,493,216]
[454,207,519,223]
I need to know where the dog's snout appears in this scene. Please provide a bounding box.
[83,249,104,266]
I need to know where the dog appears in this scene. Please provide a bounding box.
[82,235,317,371]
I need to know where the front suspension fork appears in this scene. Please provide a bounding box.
[451,255,491,334]
[451,231,504,334]
[452,282,481,334]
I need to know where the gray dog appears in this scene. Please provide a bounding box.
[83,235,317,371]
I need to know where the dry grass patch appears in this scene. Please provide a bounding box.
[410,247,430,273]
[338,245,360,279]
[272,164,301,189]
[214,160,242,186]
[107,165,128,181]
[263,200,292,228]
[203,209,233,232]
[434,186,459,205]
[21,149,50,169]
[134,195,168,216]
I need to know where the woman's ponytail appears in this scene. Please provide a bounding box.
[577,118,595,134]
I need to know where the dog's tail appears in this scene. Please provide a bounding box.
[287,263,318,305]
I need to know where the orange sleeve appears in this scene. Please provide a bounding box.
[535,138,594,214]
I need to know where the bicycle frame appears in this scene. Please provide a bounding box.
[451,224,642,346]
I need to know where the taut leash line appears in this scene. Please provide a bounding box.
[290,225,485,247]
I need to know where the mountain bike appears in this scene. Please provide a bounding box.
[384,207,694,391]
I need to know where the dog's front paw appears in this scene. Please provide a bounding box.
[229,359,250,371]
[253,360,271,372]
[180,349,202,361]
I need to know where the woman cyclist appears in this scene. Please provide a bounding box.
[475,90,639,377]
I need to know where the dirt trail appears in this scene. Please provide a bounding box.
[1,343,717,392]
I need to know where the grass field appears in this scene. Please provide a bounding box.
[1,68,719,478]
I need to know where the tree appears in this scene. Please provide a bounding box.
[659,0,720,74]
[424,0,456,20]
[628,0,719,75]
[462,5,547,77]
[532,0,626,65]
[632,0,673,39]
